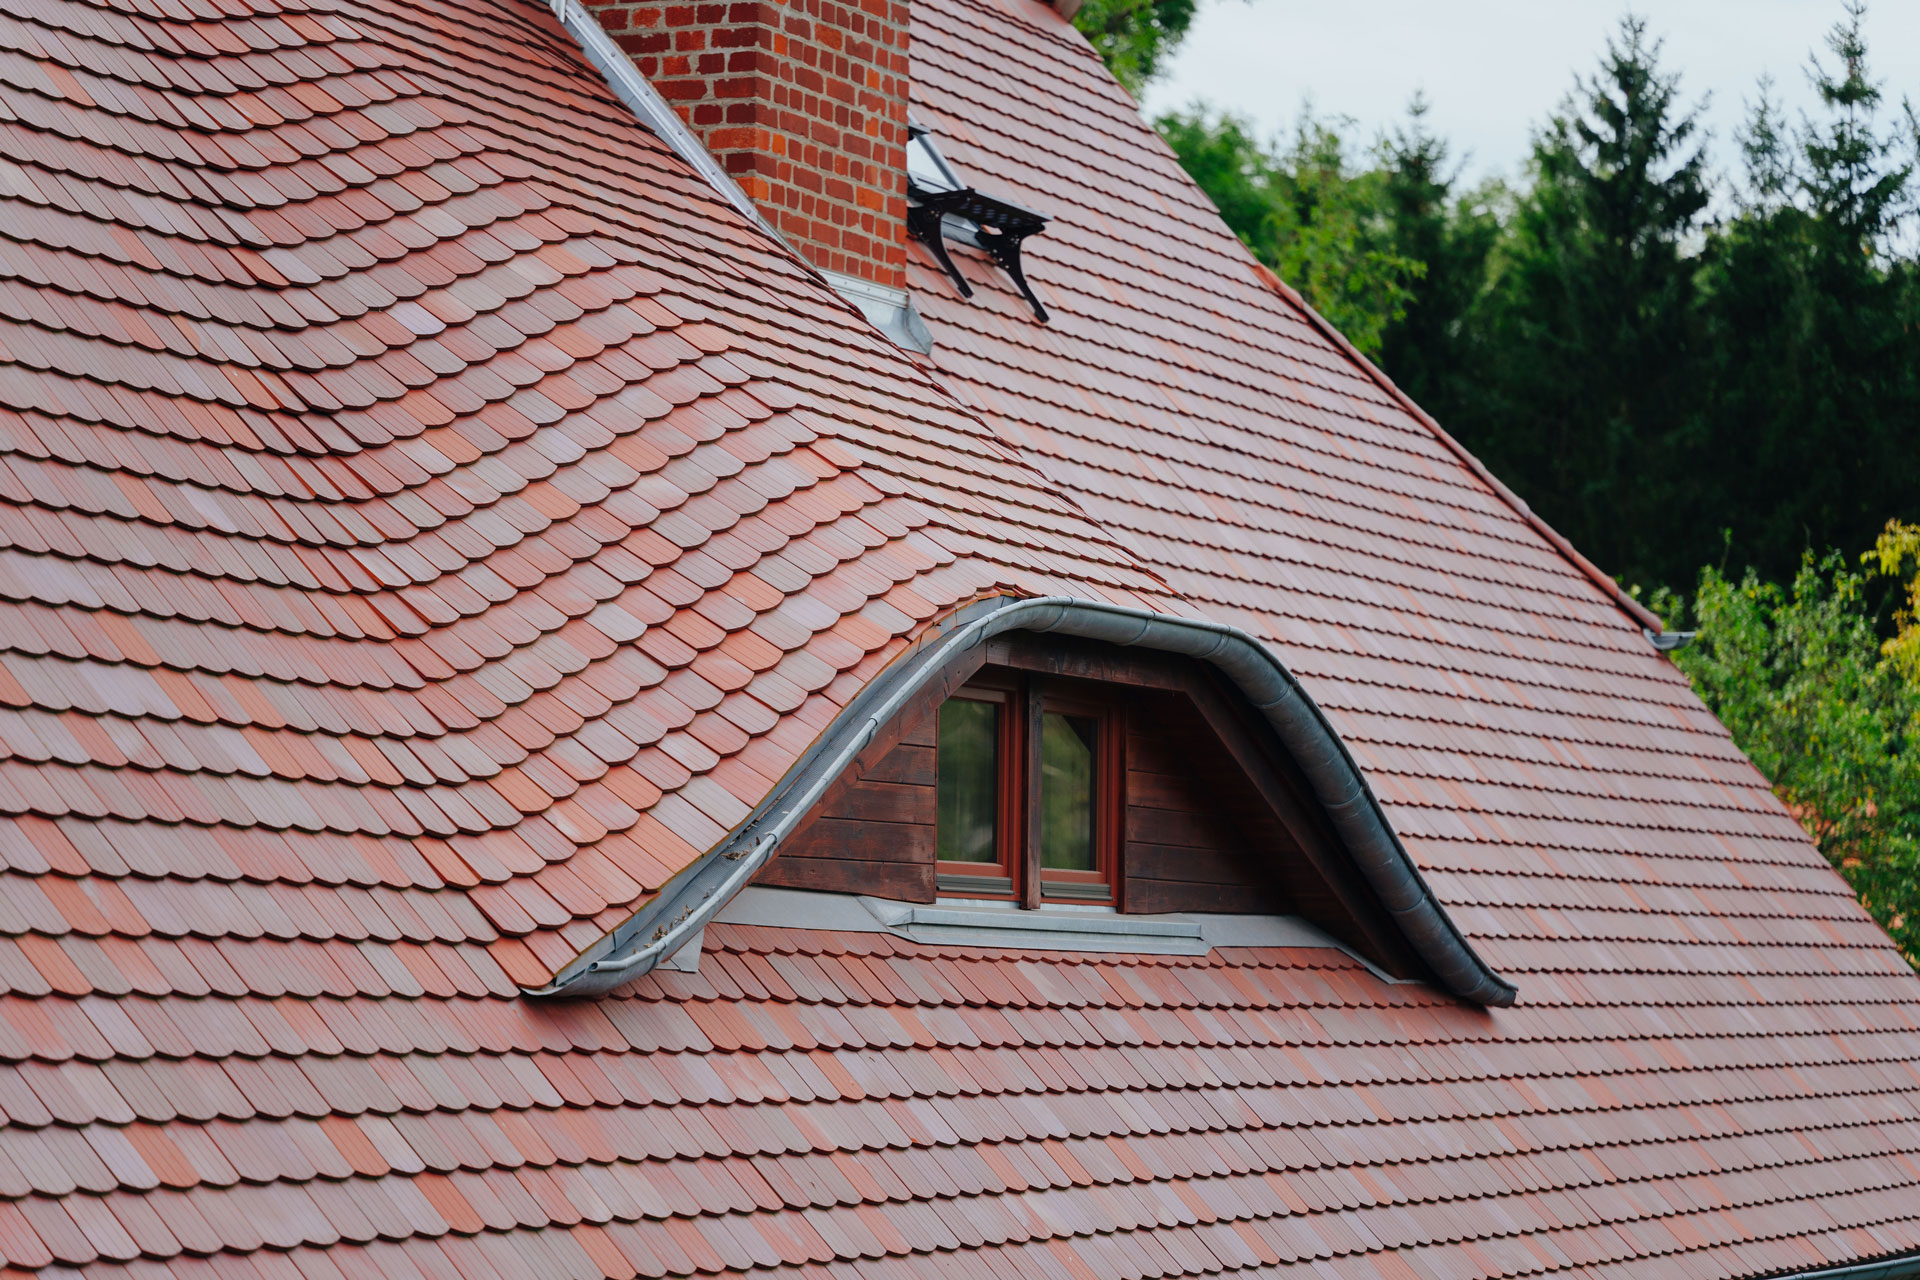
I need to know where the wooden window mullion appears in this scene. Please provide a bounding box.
[1022,679,1044,910]
[1102,701,1125,910]
[938,670,1125,908]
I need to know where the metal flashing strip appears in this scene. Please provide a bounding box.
[1767,1252,1920,1280]
[544,2,935,353]
[818,269,934,353]
[708,887,1398,967]
[544,0,795,259]
[862,898,1209,955]
[525,597,1517,1006]
[712,885,892,933]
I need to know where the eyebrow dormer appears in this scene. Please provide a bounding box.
[536,597,1516,1006]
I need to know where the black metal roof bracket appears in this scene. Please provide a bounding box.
[907,182,1051,322]
[906,199,974,300]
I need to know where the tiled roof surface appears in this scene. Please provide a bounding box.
[897,0,1920,1273]
[0,0,1913,1276]
[0,0,1181,983]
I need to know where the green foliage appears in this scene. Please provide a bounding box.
[1144,3,1920,959]
[1157,5,1920,594]
[1071,0,1198,94]
[1801,2,1912,244]
[1691,4,1920,589]
[1157,106,1424,358]
[1874,521,1920,683]
[1152,3,1920,959]
[1450,17,1711,591]
[1155,109,1276,241]
[1374,96,1504,416]
[1655,554,1920,965]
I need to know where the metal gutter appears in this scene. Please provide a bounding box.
[525,595,1517,1006]
[1765,1252,1920,1280]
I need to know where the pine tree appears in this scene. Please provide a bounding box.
[1459,16,1710,590]
[1695,1,1920,585]
[1154,6,1920,596]
[1375,96,1502,429]
[1794,2,1919,569]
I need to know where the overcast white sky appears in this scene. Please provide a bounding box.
[1139,2,1920,187]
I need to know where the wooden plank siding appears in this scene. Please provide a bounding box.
[754,700,940,899]
[758,677,1293,911]
[1120,688,1292,915]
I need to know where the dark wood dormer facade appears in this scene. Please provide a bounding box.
[755,634,1420,974]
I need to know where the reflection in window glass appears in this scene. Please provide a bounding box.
[937,698,998,862]
[1041,712,1097,871]
[907,132,957,193]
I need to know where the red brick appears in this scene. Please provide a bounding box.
[587,0,910,288]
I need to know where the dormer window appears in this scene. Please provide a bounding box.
[755,632,1428,989]
[935,690,1006,885]
[1037,695,1120,901]
[906,122,1053,322]
[934,676,1120,905]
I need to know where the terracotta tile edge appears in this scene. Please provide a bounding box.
[1249,261,1665,635]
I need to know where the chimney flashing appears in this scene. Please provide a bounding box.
[820,270,934,353]
[545,0,791,252]
[584,0,912,289]
[562,0,931,349]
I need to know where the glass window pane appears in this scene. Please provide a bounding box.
[907,134,957,192]
[1040,712,1097,871]
[937,698,998,863]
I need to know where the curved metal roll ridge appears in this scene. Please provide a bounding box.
[527,596,1518,1006]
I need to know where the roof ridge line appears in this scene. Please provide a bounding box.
[1248,261,1665,635]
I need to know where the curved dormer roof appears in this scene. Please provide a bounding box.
[532,595,1515,1004]
[0,0,1182,987]
[0,0,1505,1005]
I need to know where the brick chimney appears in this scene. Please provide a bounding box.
[585,0,911,290]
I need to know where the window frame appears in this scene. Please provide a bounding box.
[933,678,1022,901]
[1033,685,1123,905]
[932,671,1124,908]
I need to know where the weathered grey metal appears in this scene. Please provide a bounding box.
[1773,1254,1920,1280]
[544,0,784,245]
[526,597,1517,1005]
[546,0,933,351]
